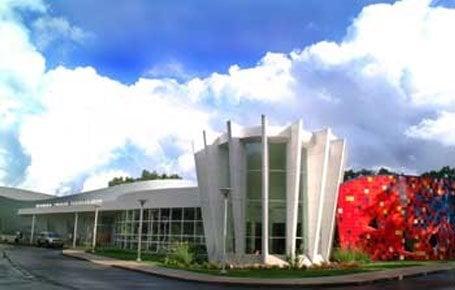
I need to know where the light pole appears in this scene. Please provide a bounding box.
[72,212,78,248]
[30,214,36,245]
[137,199,147,262]
[92,204,100,252]
[219,187,231,274]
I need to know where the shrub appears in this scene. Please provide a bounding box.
[285,255,300,269]
[332,248,370,264]
[190,244,208,264]
[165,242,194,267]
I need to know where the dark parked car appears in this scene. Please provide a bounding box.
[36,231,64,248]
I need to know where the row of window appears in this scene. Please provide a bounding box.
[113,208,205,252]
[117,207,202,222]
[244,142,309,255]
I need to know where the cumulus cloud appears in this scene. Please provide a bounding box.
[145,60,195,81]
[0,1,213,194]
[406,111,455,146]
[17,66,213,193]
[281,0,455,171]
[203,52,295,103]
[4,0,455,195]
[81,170,130,192]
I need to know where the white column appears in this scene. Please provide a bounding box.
[286,120,302,259]
[323,139,346,260]
[137,200,146,262]
[221,192,228,273]
[305,129,330,262]
[312,129,331,261]
[227,120,246,254]
[92,206,99,251]
[261,114,269,263]
[30,214,36,245]
[72,212,79,248]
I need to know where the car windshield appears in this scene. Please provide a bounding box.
[48,232,60,238]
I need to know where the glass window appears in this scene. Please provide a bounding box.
[272,223,285,237]
[112,207,206,256]
[296,222,302,237]
[246,222,252,236]
[195,208,202,220]
[160,208,170,220]
[195,222,204,235]
[246,201,262,222]
[143,209,149,221]
[247,171,262,199]
[141,223,148,234]
[255,222,262,236]
[271,238,285,254]
[171,222,181,235]
[171,208,182,221]
[269,143,286,170]
[159,222,169,235]
[245,142,262,170]
[184,208,195,220]
[269,171,286,200]
[151,209,159,221]
[183,222,194,235]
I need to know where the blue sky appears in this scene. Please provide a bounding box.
[38,0,396,83]
[3,0,455,195]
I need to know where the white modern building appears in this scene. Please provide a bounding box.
[16,180,203,252]
[3,116,346,266]
[195,115,346,265]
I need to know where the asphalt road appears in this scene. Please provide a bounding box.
[2,246,455,290]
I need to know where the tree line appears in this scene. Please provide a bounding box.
[344,166,455,181]
[108,170,182,187]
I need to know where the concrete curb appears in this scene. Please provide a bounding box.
[62,249,455,287]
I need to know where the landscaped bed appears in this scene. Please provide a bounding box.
[91,247,433,279]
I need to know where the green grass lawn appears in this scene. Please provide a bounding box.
[91,247,432,279]
[183,260,429,278]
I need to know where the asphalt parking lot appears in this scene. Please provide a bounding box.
[2,246,455,290]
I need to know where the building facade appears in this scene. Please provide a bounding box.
[0,187,51,236]
[2,116,346,266]
[16,180,202,251]
[195,115,346,265]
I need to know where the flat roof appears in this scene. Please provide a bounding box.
[17,179,200,215]
[0,187,53,201]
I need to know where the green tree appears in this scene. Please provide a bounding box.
[422,166,455,179]
[343,167,398,181]
[108,169,182,187]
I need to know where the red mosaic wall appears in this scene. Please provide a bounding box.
[337,175,455,260]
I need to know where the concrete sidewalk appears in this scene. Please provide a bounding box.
[62,249,455,287]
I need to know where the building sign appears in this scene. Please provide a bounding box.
[36,199,102,208]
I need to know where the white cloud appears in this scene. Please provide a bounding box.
[280,0,455,170]
[204,52,295,103]
[0,14,45,102]
[145,60,194,81]
[296,0,455,108]
[0,0,46,18]
[405,111,455,146]
[32,16,93,50]
[18,66,212,193]
[5,0,455,194]
[82,170,130,192]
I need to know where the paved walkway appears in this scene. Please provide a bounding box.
[62,249,455,287]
